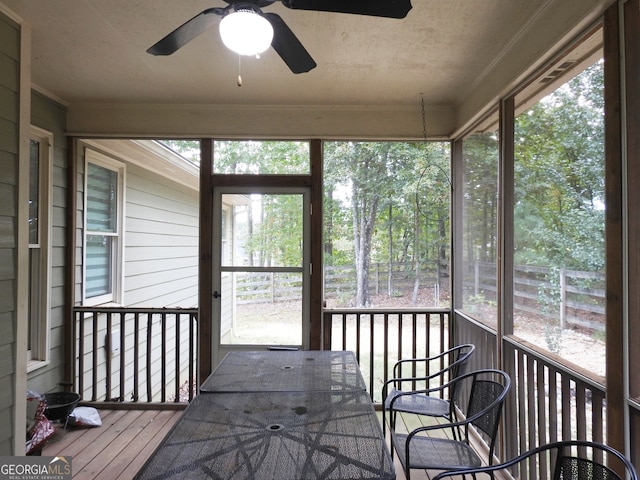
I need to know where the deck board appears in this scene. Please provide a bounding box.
[42,408,183,480]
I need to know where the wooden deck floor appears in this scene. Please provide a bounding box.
[42,407,495,480]
[41,408,183,480]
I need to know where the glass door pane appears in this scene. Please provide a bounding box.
[214,190,309,350]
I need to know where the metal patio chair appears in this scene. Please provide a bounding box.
[390,368,510,480]
[382,344,475,437]
[432,439,638,480]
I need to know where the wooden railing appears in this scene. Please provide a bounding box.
[502,336,607,462]
[454,312,607,467]
[73,306,198,405]
[322,308,452,403]
[70,304,608,469]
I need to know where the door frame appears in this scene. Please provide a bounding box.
[198,139,324,384]
[211,186,311,366]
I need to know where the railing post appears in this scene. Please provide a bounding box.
[146,313,153,402]
[92,311,98,402]
[322,311,332,350]
[175,313,181,402]
[133,312,140,402]
[189,312,196,401]
[77,310,84,399]
[119,313,126,402]
[105,312,112,401]
[161,312,167,403]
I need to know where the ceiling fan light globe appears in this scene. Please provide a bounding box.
[219,10,274,57]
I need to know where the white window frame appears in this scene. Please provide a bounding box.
[83,149,125,306]
[27,126,53,372]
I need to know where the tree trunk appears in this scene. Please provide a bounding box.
[354,209,371,307]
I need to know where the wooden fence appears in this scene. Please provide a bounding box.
[466,261,605,332]
[234,262,443,306]
[233,261,605,331]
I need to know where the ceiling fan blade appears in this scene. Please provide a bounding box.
[147,7,227,56]
[265,13,316,74]
[279,0,412,19]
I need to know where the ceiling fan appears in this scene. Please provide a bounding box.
[147,0,412,74]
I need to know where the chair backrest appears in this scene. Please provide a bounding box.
[460,369,511,459]
[431,440,638,480]
[554,441,636,480]
[556,455,621,480]
[392,343,475,380]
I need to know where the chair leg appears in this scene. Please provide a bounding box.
[382,408,386,437]
[389,410,397,459]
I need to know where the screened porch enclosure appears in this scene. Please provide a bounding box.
[3,0,638,472]
[68,21,627,472]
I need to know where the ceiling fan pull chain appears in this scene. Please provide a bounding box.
[237,55,243,87]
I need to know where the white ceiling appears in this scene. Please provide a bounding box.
[1,0,612,138]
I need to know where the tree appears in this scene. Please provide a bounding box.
[462,132,499,266]
[159,139,200,165]
[514,60,604,271]
[324,141,450,307]
[324,143,390,306]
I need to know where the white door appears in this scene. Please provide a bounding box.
[212,186,310,366]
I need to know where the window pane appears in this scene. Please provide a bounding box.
[29,140,40,245]
[86,234,113,298]
[28,248,41,352]
[213,140,310,174]
[222,194,303,268]
[87,163,118,232]
[460,128,499,325]
[219,192,306,347]
[220,272,303,345]
[513,57,604,375]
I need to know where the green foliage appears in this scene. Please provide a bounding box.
[323,141,451,306]
[544,324,563,354]
[243,194,304,267]
[514,61,604,272]
[324,141,451,267]
[461,132,499,265]
[213,140,309,174]
[538,267,561,316]
[159,139,201,165]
